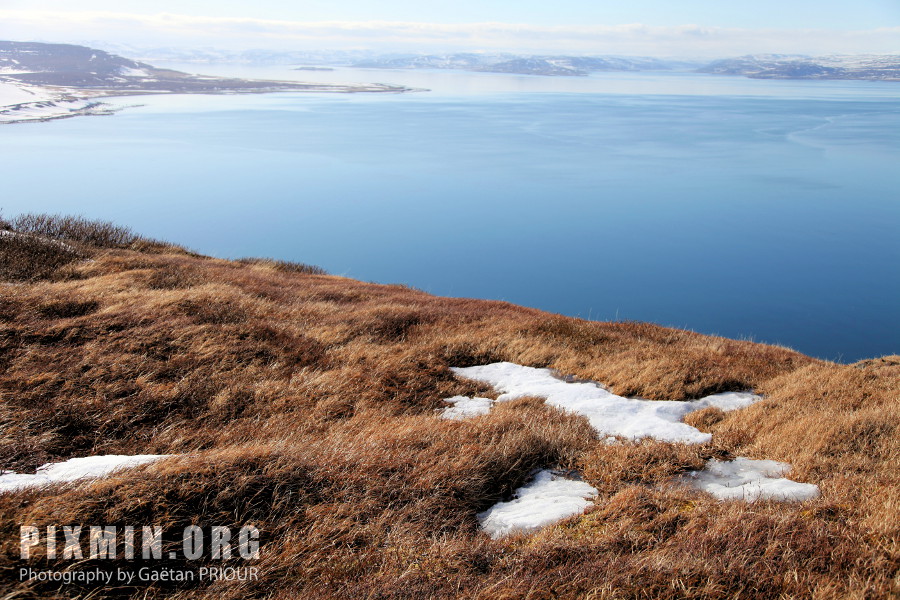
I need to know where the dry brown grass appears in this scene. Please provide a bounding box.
[0,222,896,599]
[0,234,83,282]
[237,257,328,275]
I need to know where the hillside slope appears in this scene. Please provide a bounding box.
[0,40,409,93]
[0,216,897,599]
[0,41,411,125]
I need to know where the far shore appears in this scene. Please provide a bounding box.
[0,77,419,125]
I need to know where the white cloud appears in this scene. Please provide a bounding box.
[1,10,898,56]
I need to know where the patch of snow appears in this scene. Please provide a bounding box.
[0,80,55,106]
[119,66,151,77]
[682,457,820,502]
[0,97,111,124]
[689,391,761,412]
[0,455,170,493]
[477,470,598,539]
[449,362,761,443]
[447,363,816,537]
[441,395,494,419]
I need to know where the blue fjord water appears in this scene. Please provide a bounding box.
[1,69,898,362]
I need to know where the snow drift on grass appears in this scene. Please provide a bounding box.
[477,470,599,539]
[0,455,169,493]
[441,395,494,419]
[449,362,760,443]
[450,363,815,536]
[683,457,820,502]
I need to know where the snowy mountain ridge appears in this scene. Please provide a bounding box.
[699,54,900,80]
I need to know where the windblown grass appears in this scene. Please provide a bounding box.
[0,218,896,599]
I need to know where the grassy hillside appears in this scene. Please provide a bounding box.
[0,215,897,599]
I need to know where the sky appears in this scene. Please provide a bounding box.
[0,0,898,57]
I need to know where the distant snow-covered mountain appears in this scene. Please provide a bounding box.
[71,44,900,81]
[698,54,900,80]
[352,53,696,76]
[84,44,381,67]
[84,45,699,76]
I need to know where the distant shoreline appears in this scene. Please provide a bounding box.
[0,77,416,125]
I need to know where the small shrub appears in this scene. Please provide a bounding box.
[238,257,327,275]
[0,234,83,281]
[273,260,327,275]
[128,238,193,255]
[10,213,139,248]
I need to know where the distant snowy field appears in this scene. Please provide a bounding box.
[0,80,112,124]
[0,80,53,105]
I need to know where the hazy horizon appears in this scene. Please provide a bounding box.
[0,1,898,58]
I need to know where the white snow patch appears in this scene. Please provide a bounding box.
[682,457,820,502]
[0,98,107,124]
[477,470,598,539]
[447,363,815,535]
[0,455,170,493]
[0,80,113,124]
[0,80,54,106]
[441,395,494,419]
[119,66,151,77]
[449,362,761,443]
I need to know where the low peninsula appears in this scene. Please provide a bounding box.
[0,41,412,124]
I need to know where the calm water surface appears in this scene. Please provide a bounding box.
[2,68,898,361]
